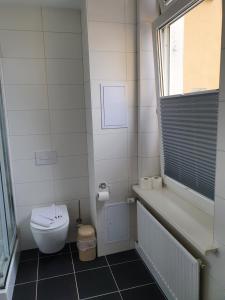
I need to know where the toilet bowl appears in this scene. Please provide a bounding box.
[30,205,69,254]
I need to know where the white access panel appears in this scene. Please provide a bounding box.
[101,85,128,129]
[105,203,130,243]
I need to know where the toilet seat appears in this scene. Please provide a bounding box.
[30,205,69,231]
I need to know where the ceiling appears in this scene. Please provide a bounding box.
[0,0,81,9]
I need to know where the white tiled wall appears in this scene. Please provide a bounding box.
[82,0,138,256]
[137,0,160,178]
[0,5,90,250]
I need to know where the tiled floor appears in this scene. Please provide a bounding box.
[13,243,167,300]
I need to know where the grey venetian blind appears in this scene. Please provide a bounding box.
[160,92,219,200]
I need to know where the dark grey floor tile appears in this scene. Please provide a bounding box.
[37,274,78,300]
[20,249,38,262]
[121,284,166,300]
[76,267,117,299]
[72,251,107,272]
[39,243,70,258]
[16,260,38,284]
[70,242,78,253]
[38,254,73,280]
[106,250,140,265]
[94,293,121,300]
[111,260,154,290]
[13,282,36,300]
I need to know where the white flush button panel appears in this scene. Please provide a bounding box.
[35,151,57,165]
[101,84,128,129]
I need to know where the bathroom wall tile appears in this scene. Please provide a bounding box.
[52,155,88,180]
[50,109,86,134]
[139,132,159,157]
[139,0,159,22]
[46,59,83,84]
[128,108,138,133]
[139,79,157,107]
[214,196,225,246]
[125,0,137,24]
[90,52,126,81]
[87,0,125,23]
[217,101,225,151]
[42,8,81,33]
[103,180,129,202]
[48,85,84,110]
[127,80,137,107]
[128,133,138,157]
[9,134,51,160]
[53,177,89,201]
[128,157,138,182]
[88,22,126,52]
[95,158,129,183]
[5,85,48,110]
[18,223,36,250]
[84,81,91,109]
[126,53,137,80]
[139,51,155,80]
[15,181,55,206]
[138,156,160,178]
[16,204,52,250]
[13,159,53,183]
[215,150,225,199]
[140,22,153,52]
[2,59,46,85]
[0,30,44,58]
[94,133,128,160]
[8,110,50,135]
[44,32,82,59]
[0,6,42,31]
[139,107,158,133]
[126,24,137,53]
[201,272,225,300]
[52,133,87,156]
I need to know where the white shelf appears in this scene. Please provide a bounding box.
[133,185,218,256]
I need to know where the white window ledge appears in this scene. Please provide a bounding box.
[133,185,218,256]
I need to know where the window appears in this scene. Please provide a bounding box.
[155,0,222,201]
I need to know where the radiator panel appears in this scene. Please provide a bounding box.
[137,201,200,300]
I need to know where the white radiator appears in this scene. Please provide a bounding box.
[137,201,200,300]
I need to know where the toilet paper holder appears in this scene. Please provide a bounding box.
[99,182,110,192]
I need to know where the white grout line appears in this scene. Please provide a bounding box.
[119,282,155,292]
[109,258,141,267]
[75,258,141,274]
[80,283,156,300]
[69,243,80,300]
[105,256,123,300]
[81,291,119,300]
[35,250,39,300]
[38,272,74,282]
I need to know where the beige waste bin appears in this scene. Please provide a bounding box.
[77,225,96,261]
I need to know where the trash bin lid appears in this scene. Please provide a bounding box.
[78,225,95,238]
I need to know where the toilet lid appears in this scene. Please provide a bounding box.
[30,205,69,231]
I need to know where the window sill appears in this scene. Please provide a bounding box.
[133,185,218,256]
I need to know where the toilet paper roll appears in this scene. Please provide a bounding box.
[152,176,162,190]
[97,191,110,202]
[139,177,153,190]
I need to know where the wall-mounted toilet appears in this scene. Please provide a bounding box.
[30,205,69,254]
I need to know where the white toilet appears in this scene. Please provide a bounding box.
[30,205,69,254]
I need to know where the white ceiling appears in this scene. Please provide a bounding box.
[0,0,81,9]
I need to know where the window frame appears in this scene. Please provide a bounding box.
[153,0,222,215]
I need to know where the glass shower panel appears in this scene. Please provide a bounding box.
[0,86,16,252]
[0,83,16,288]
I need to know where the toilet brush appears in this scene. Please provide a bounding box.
[76,200,82,227]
